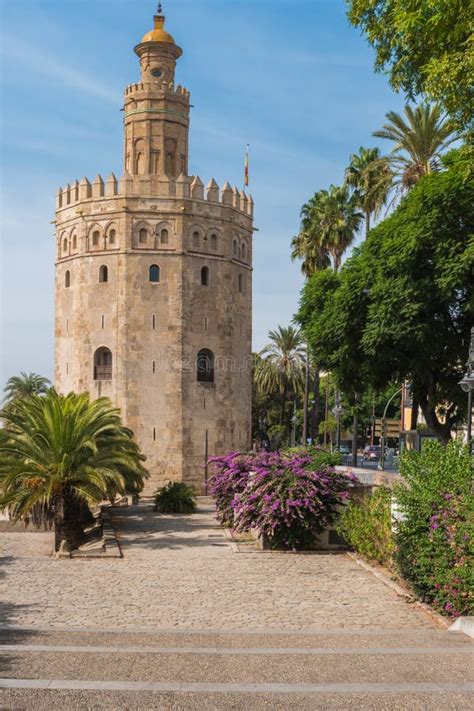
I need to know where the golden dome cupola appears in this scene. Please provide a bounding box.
[134,3,183,84]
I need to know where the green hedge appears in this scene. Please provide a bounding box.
[336,486,394,564]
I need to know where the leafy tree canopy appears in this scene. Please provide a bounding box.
[346,0,473,133]
[297,150,474,442]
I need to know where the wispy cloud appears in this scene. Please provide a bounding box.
[1,36,118,103]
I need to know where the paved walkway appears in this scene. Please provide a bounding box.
[0,499,472,709]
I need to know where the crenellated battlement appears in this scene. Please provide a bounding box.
[56,173,254,218]
[124,81,190,99]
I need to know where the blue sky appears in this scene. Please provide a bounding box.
[0,0,405,384]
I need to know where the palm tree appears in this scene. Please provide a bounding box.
[0,390,148,551]
[344,147,392,238]
[373,103,457,194]
[317,185,364,271]
[255,326,306,428]
[4,372,50,402]
[292,186,363,273]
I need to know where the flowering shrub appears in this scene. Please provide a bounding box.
[394,440,473,617]
[209,450,357,549]
[207,452,252,527]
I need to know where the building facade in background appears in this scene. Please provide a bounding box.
[54,9,254,492]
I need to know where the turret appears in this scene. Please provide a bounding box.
[123,4,189,178]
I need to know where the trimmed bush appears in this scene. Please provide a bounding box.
[154,481,197,514]
[336,487,394,564]
[285,445,342,468]
[209,450,357,549]
[394,440,473,617]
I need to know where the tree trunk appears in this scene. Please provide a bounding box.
[310,368,321,442]
[418,378,453,444]
[302,354,310,444]
[280,379,288,427]
[351,412,358,466]
[365,211,370,240]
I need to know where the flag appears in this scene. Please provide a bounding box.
[244,144,249,187]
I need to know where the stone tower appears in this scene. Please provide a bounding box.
[54,7,254,493]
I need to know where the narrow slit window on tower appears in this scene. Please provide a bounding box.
[241,242,247,260]
[63,237,68,254]
[99,265,108,283]
[65,270,71,288]
[139,228,147,244]
[210,234,217,250]
[197,348,215,383]
[153,427,156,441]
[92,230,100,246]
[72,234,77,250]
[204,317,208,332]
[160,228,169,245]
[152,314,156,330]
[238,273,243,293]
[233,239,238,256]
[101,315,105,329]
[152,360,156,373]
[201,266,209,286]
[149,264,160,283]
[93,347,112,381]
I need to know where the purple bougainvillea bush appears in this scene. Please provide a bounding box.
[208,450,357,549]
[207,452,253,527]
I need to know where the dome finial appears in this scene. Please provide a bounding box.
[157,2,163,14]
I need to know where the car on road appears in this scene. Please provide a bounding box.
[363,445,381,461]
[337,445,350,455]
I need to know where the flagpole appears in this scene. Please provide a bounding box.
[244,144,249,191]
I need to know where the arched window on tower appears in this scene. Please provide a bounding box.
[92,230,100,246]
[193,231,200,248]
[139,228,147,244]
[94,347,112,380]
[65,270,71,288]
[241,242,247,260]
[72,234,77,251]
[149,264,160,283]
[108,229,116,245]
[197,348,215,383]
[62,237,68,254]
[201,266,209,286]
[160,228,169,245]
[233,239,238,257]
[99,265,108,283]
[210,234,218,250]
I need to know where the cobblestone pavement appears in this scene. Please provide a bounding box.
[0,499,433,631]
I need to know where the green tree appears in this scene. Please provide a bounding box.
[254,326,306,430]
[373,104,458,194]
[346,0,473,133]
[4,372,50,402]
[0,390,148,551]
[344,147,392,237]
[297,151,473,443]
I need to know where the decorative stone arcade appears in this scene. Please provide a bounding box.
[54,7,254,493]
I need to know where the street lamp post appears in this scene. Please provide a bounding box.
[333,392,344,454]
[378,386,402,471]
[459,326,474,450]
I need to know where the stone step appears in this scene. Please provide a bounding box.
[2,647,472,685]
[1,626,471,650]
